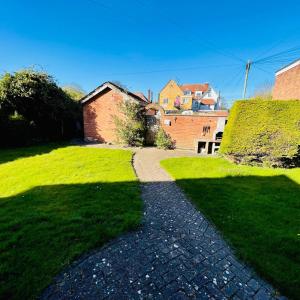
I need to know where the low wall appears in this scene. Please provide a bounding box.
[161,111,228,150]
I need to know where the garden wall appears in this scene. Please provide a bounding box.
[220,100,300,167]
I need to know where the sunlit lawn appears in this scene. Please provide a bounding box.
[0,145,141,300]
[161,157,300,299]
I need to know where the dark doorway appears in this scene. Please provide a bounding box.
[208,142,213,154]
[197,142,206,154]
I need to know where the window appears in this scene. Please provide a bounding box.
[182,97,189,104]
[206,91,211,97]
[184,90,191,95]
[195,91,202,96]
[202,125,210,135]
[163,98,169,104]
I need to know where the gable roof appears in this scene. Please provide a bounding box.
[180,83,209,93]
[200,99,215,105]
[275,58,300,76]
[133,92,148,102]
[81,81,148,104]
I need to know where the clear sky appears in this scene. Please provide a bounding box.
[1,0,300,105]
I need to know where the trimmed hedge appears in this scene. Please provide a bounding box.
[220,99,300,168]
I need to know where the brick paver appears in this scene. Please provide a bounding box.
[41,147,282,299]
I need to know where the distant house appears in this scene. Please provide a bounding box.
[81,82,148,143]
[273,58,300,100]
[158,80,220,111]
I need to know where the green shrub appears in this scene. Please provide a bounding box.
[155,127,173,149]
[0,68,82,145]
[220,99,300,168]
[114,101,145,146]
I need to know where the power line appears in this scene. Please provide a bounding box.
[91,0,246,65]
[253,46,300,64]
[137,0,246,64]
[103,63,239,76]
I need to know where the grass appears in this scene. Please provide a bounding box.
[0,145,142,300]
[161,157,300,299]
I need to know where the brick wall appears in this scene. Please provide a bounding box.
[161,112,228,150]
[273,63,300,100]
[83,89,124,142]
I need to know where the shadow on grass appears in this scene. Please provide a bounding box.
[0,175,299,299]
[0,181,141,300]
[0,142,71,165]
[176,175,300,300]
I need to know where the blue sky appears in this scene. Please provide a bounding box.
[1,0,300,105]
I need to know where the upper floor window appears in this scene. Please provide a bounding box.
[183,90,191,95]
[206,91,211,97]
[182,97,189,104]
[163,98,169,104]
[195,91,202,96]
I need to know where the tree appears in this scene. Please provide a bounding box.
[114,101,145,146]
[0,68,81,140]
[252,82,273,100]
[62,85,85,101]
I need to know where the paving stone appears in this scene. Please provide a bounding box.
[40,147,282,299]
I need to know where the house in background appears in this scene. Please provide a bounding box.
[81,81,228,154]
[273,58,300,100]
[158,80,221,111]
[81,82,148,143]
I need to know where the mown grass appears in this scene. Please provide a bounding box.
[161,157,300,299]
[0,145,142,300]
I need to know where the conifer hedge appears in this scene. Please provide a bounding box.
[220,99,300,167]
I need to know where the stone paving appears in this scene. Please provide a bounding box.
[41,147,282,300]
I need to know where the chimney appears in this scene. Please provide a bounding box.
[148,89,152,103]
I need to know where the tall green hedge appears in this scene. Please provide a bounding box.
[220,99,300,167]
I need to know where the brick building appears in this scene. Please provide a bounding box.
[146,104,228,153]
[81,82,228,154]
[273,59,300,100]
[81,82,148,143]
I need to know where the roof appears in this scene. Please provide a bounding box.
[133,92,149,103]
[180,83,209,93]
[275,58,300,76]
[81,81,148,104]
[200,99,215,105]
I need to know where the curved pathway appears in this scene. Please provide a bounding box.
[41,147,280,299]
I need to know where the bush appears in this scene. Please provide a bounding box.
[114,101,145,146]
[0,69,82,146]
[155,127,173,149]
[220,99,300,167]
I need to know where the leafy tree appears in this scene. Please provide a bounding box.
[62,85,85,101]
[114,101,145,146]
[0,69,81,141]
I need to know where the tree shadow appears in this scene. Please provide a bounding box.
[0,181,141,300]
[0,142,71,165]
[0,175,299,299]
[175,175,300,299]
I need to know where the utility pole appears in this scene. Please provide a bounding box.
[243,60,251,99]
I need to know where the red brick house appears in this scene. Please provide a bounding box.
[81,82,148,143]
[82,81,228,154]
[145,103,229,154]
[273,58,300,100]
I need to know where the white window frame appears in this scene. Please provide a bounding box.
[184,90,191,96]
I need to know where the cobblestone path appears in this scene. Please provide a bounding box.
[41,148,281,300]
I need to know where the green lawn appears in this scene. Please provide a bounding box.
[161,157,300,299]
[0,145,141,300]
